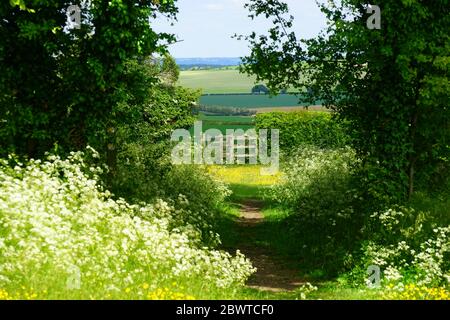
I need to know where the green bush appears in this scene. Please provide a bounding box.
[106,59,233,246]
[355,205,450,287]
[111,59,202,205]
[255,111,349,153]
[269,146,450,287]
[266,146,362,275]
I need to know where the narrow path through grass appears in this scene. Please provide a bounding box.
[231,199,306,292]
[211,165,383,300]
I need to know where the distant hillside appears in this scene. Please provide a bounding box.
[179,69,257,94]
[176,57,241,69]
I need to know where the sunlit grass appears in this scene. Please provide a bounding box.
[207,165,282,201]
[207,165,282,186]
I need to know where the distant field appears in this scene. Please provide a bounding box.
[179,69,258,94]
[201,123,254,134]
[200,94,320,109]
[198,114,254,124]
[180,68,323,116]
[191,114,255,134]
[251,105,328,113]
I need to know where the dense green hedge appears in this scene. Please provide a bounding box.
[255,111,349,152]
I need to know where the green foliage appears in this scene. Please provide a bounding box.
[59,51,198,199]
[0,0,178,158]
[108,58,227,245]
[239,0,450,295]
[239,0,450,200]
[160,54,180,85]
[251,84,269,94]
[267,145,449,286]
[161,165,232,224]
[266,147,362,275]
[355,206,449,287]
[255,111,349,153]
[114,148,231,243]
[115,60,199,149]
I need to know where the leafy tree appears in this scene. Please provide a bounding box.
[0,0,178,158]
[160,53,180,85]
[238,0,450,200]
[251,84,269,94]
[112,56,200,201]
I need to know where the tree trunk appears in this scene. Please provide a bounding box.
[106,127,117,187]
[408,112,419,200]
[408,157,416,200]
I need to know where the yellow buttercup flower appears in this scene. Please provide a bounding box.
[383,285,450,300]
[207,165,282,186]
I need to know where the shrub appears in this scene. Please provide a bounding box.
[267,147,357,208]
[357,206,450,287]
[111,67,204,211]
[255,111,349,154]
[266,146,362,274]
[113,145,231,246]
[0,149,255,299]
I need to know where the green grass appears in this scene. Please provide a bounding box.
[179,69,258,94]
[308,283,383,300]
[219,203,385,300]
[201,124,255,135]
[216,200,382,300]
[211,165,384,300]
[179,68,322,110]
[228,184,267,202]
[191,114,255,134]
[178,68,303,95]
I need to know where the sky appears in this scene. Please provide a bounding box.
[153,0,327,58]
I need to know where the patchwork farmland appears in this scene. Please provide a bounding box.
[179,68,323,133]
